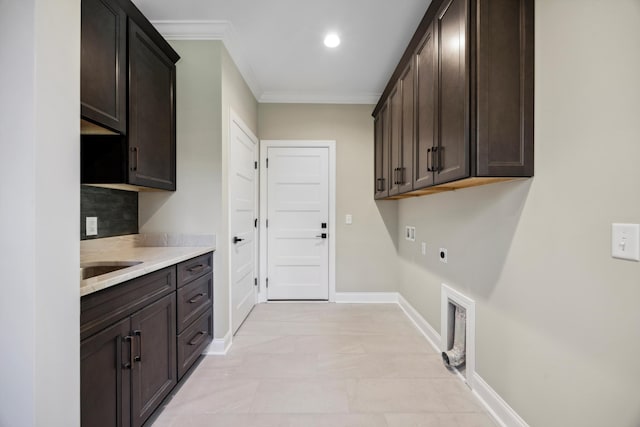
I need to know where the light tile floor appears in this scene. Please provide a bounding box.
[153,303,495,427]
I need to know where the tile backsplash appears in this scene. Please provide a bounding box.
[81,185,138,240]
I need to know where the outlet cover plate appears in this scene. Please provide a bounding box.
[439,248,448,263]
[86,217,98,236]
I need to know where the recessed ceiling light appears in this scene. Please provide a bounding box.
[324,33,341,48]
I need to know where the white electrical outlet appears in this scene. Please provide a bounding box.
[612,223,640,261]
[405,226,416,241]
[421,242,427,255]
[86,217,98,236]
[345,214,353,225]
[439,248,448,263]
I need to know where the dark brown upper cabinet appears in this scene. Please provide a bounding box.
[389,60,415,197]
[374,102,390,199]
[81,0,179,191]
[127,20,176,190]
[373,0,534,199]
[81,0,127,135]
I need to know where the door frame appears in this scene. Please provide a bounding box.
[228,109,259,334]
[259,140,336,303]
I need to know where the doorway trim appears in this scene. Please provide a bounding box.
[259,140,336,303]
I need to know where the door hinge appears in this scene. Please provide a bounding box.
[266,219,269,228]
[266,158,269,168]
[254,277,258,287]
[266,278,269,288]
[254,218,258,228]
[254,161,258,170]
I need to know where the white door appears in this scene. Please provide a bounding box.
[267,147,329,300]
[230,114,258,333]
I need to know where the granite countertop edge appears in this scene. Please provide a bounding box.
[81,243,215,297]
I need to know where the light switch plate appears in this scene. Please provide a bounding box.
[612,223,640,261]
[421,242,427,255]
[345,214,353,225]
[86,217,98,236]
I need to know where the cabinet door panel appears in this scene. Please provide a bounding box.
[128,20,176,190]
[130,293,177,427]
[81,0,127,134]
[399,60,415,194]
[476,0,534,176]
[388,85,402,196]
[414,25,437,189]
[81,318,131,427]
[374,104,390,199]
[436,0,469,184]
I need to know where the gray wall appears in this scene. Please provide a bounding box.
[258,104,399,293]
[397,1,640,425]
[0,0,80,425]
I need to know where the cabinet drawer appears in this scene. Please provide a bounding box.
[177,273,213,334]
[81,266,176,340]
[177,252,213,288]
[177,308,213,380]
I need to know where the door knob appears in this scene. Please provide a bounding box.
[232,236,245,244]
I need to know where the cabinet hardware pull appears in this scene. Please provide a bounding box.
[315,233,328,239]
[431,147,438,172]
[427,148,432,172]
[130,147,138,172]
[122,335,133,369]
[436,146,443,172]
[189,293,206,304]
[187,264,205,273]
[188,331,207,346]
[133,330,142,362]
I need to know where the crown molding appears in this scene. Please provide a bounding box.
[150,20,231,40]
[259,91,380,105]
[151,20,263,100]
[151,20,381,105]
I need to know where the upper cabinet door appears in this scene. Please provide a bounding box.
[435,0,469,185]
[374,103,390,199]
[388,84,402,196]
[398,59,415,194]
[414,23,437,190]
[475,0,534,177]
[128,20,177,191]
[81,0,127,134]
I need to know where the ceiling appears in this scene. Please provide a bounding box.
[131,0,432,104]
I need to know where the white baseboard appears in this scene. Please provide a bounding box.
[334,292,399,303]
[472,373,529,427]
[396,293,528,427]
[397,294,441,351]
[205,330,232,355]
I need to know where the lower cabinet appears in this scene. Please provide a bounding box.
[130,294,177,427]
[81,318,132,427]
[81,253,214,427]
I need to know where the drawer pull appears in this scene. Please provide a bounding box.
[189,293,206,304]
[188,331,207,346]
[122,335,133,369]
[187,264,206,273]
[133,330,142,362]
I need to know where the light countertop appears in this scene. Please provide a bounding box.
[80,234,215,297]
